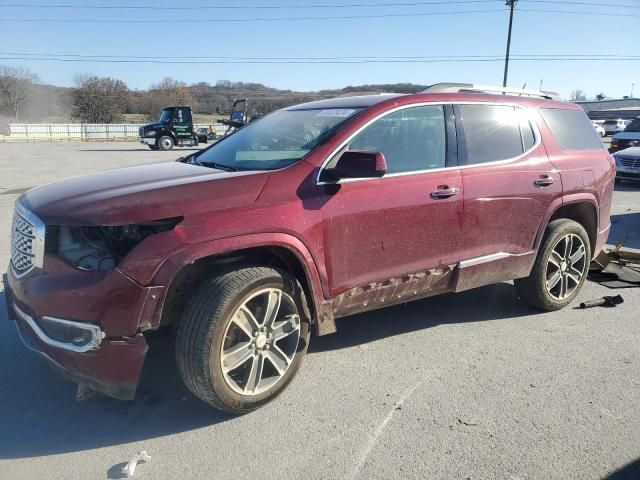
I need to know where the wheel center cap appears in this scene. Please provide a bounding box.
[561,262,567,272]
[255,334,267,349]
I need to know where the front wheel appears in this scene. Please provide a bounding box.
[175,266,310,414]
[515,219,591,311]
[158,135,174,151]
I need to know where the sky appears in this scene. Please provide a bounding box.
[0,0,639,100]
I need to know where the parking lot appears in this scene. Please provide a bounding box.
[0,142,639,480]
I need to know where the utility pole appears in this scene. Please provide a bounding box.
[503,0,518,88]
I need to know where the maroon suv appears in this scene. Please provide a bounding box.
[5,84,615,414]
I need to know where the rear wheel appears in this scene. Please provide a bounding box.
[515,219,591,311]
[158,135,174,151]
[175,266,310,414]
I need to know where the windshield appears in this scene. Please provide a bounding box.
[159,109,172,122]
[624,118,640,132]
[192,108,362,171]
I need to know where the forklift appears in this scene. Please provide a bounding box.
[138,99,250,151]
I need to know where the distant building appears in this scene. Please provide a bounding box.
[575,98,640,121]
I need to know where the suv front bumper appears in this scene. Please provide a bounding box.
[4,265,164,400]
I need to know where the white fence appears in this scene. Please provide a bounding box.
[2,123,229,142]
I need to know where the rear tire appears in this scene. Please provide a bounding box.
[175,266,311,414]
[515,219,591,311]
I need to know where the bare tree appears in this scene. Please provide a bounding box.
[145,77,195,121]
[0,65,39,122]
[72,75,129,123]
[569,89,587,102]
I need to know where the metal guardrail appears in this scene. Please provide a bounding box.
[0,123,228,142]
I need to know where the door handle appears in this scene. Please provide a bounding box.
[533,175,555,187]
[430,186,460,199]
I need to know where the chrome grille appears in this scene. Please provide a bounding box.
[619,156,640,169]
[10,203,45,277]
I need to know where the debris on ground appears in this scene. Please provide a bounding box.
[122,451,151,478]
[589,244,640,289]
[579,295,624,309]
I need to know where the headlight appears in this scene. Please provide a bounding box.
[55,217,182,271]
[146,130,156,137]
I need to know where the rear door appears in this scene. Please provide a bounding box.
[455,103,562,291]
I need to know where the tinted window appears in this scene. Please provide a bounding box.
[347,105,446,174]
[520,114,536,150]
[459,105,524,164]
[540,109,604,150]
[625,118,640,132]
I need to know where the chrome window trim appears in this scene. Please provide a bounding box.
[316,100,542,186]
[11,202,46,278]
[13,304,104,353]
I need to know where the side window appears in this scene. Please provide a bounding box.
[539,108,605,150]
[174,108,191,124]
[519,111,536,151]
[459,105,524,164]
[347,105,446,174]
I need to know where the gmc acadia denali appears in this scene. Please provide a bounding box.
[5,83,615,414]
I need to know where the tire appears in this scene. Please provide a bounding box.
[148,145,159,151]
[515,219,591,311]
[175,266,311,414]
[158,135,174,151]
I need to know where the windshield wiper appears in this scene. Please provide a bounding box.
[198,161,238,172]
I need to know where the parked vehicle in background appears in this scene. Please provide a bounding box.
[610,116,640,153]
[602,118,629,136]
[195,127,217,144]
[613,146,640,183]
[139,106,199,151]
[592,121,605,137]
[5,83,615,414]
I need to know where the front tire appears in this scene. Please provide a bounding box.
[175,266,311,414]
[158,135,174,151]
[515,219,591,311]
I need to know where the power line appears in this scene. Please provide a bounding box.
[5,51,640,60]
[0,9,510,22]
[1,7,638,22]
[2,55,639,64]
[0,0,638,9]
[0,0,497,9]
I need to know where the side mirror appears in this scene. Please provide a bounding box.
[325,150,387,181]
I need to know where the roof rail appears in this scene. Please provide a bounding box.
[421,83,561,100]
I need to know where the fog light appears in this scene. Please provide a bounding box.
[38,317,103,348]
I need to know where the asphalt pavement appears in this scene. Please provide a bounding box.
[0,142,638,480]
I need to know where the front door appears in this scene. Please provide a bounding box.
[173,107,193,142]
[318,104,463,313]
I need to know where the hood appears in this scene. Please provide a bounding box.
[21,161,269,225]
[615,147,640,158]
[613,131,640,141]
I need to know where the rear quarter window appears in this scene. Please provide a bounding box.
[540,108,604,150]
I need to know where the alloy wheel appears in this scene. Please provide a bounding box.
[544,233,587,300]
[219,288,301,396]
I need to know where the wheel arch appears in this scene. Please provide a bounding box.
[540,196,599,256]
[150,234,334,335]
